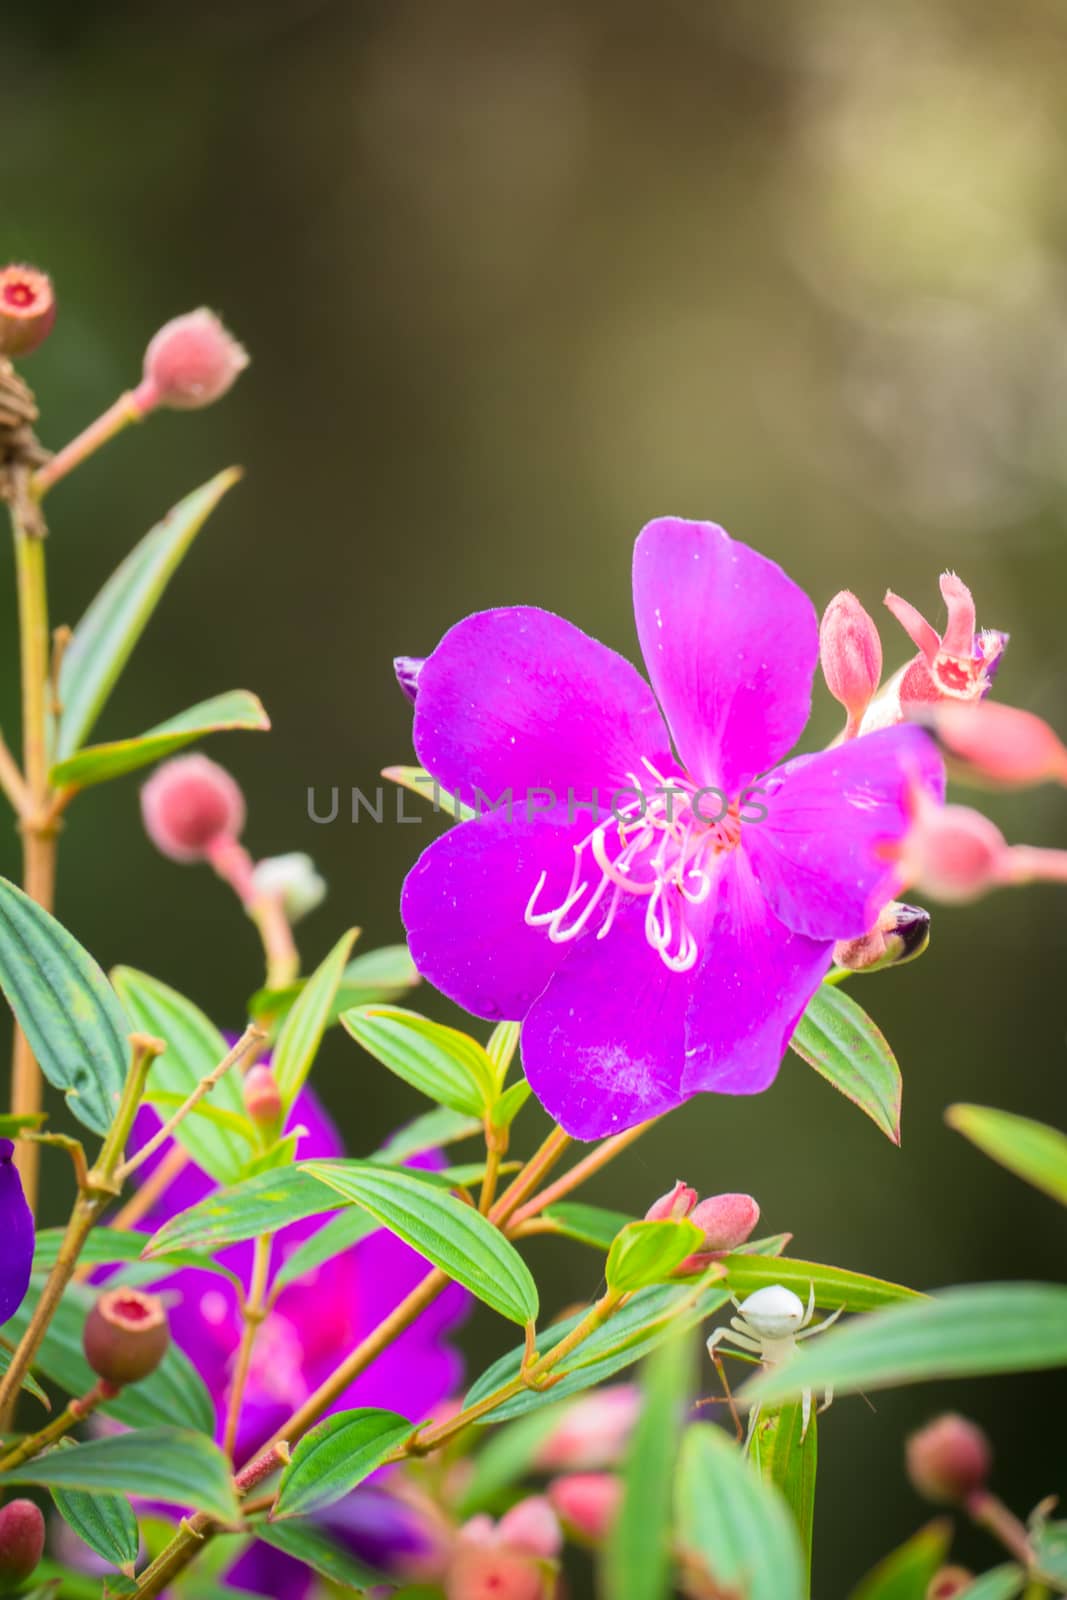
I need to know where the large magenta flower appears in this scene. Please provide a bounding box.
[402,518,943,1139]
[0,1140,33,1324]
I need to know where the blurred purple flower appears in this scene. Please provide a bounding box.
[0,1140,33,1324]
[402,518,944,1138]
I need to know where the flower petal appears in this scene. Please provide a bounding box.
[0,1141,32,1325]
[632,519,818,794]
[413,607,671,804]
[682,852,833,1096]
[402,806,600,1021]
[744,725,944,941]
[521,900,693,1139]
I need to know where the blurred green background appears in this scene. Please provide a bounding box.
[4,0,1067,1590]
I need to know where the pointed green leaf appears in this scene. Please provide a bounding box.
[111,967,253,1181]
[305,1159,538,1324]
[491,1080,532,1131]
[381,765,471,819]
[791,985,901,1144]
[51,690,269,790]
[751,1403,817,1584]
[251,1519,384,1591]
[57,470,241,760]
[372,1106,481,1165]
[719,1255,921,1313]
[272,1209,380,1294]
[33,1226,237,1285]
[947,1103,1067,1206]
[747,1282,1067,1407]
[144,1165,342,1257]
[847,1518,953,1600]
[248,943,420,1029]
[0,1429,236,1522]
[341,1006,495,1118]
[486,1021,520,1086]
[274,1409,413,1519]
[52,1469,140,1574]
[606,1220,704,1293]
[674,1424,805,1600]
[961,1569,1026,1600]
[540,1202,634,1250]
[0,877,130,1134]
[0,1345,48,1407]
[273,931,358,1109]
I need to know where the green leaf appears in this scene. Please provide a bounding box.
[341,1006,495,1119]
[455,1406,569,1516]
[248,944,420,1030]
[746,1282,1067,1407]
[540,1202,633,1250]
[0,1113,47,1136]
[381,765,471,820]
[111,967,253,1182]
[0,877,130,1135]
[52,1468,140,1574]
[606,1220,704,1294]
[250,1519,384,1591]
[373,1107,481,1164]
[847,1519,954,1600]
[1033,1518,1067,1587]
[272,930,358,1110]
[465,1277,730,1422]
[674,1423,805,1600]
[486,1021,520,1087]
[305,1159,538,1324]
[961,1569,1026,1600]
[144,1165,342,1257]
[720,1255,921,1314]
[750,1403,817,1586]
[3,1278,215,1433]
[56,470,241,761]
[791,985,902,1144]
[273,1409,413,1519]
[0,1345,49,1408]
[262,1211,381,1297]
[0,1429,236,1523]
[604,1332,693,1600]
[33,1226,238,1285]
[947,1103,1067,1206]
[491,1079,532,1131]
[51,691,269,791]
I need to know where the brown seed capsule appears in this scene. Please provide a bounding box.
[0,1498,45,1588]
[0,266,56,360]
[83,1288,169,1387]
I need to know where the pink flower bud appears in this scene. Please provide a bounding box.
[927,1569,974,1600]
[905,798,1008,904]
[445,1547,555,1600]
[535,1385,642,1470]
[0,265,56,359]
[141,754,246,864]
[919,700,1067,789]
[133,309,248,415]
[688,1193,760,1253]
[83,1288,169,1387]
[496,1498,562,1561]
[906,1414,992,1505]
[243,1064,282,1127]
[644,1180,698,1222]
[0,1499,45,1587]
[820,591,882,735]
[548,1474,622,1544]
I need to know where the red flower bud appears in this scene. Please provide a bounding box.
[919,700,1067,789]
[906,1414,992,1505]
[495,1498,562,1561]
[548,1473,622,1544]
[0,266,56,359]
[244,1064,283,1127]
[688,1192,760,1253]
[535,1385,641,1470]
[820,591,882,735]
[905,797,1007,904]
[644,1181,697,1222]
[445,1547,554,1600]
[83,1288,169,1387]
[927,1569,974,1600]
[141,755,246,864]
[133,309,248,414]
[0,1499,45,1588]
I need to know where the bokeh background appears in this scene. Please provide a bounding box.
[4,0,1067,1590]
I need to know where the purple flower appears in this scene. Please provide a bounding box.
[0,1140,33,1324]
[402,518,943,1139]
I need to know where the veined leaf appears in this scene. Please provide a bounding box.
[273,1409,413,1519]
[0,1430,236,1523]
[272,931,358,1109]
[372,1107,481,1165]
[791,985,901,1144]
[847,1518,953,1600]
[719,1255,921,1313]
[341,1006,495,1119]
[0,1345,48,1407]
[0,877,130,1135]
[751,1402,817,1584]
[251,1518,385,1592]
[51,1450,140,1575]
[947,1103,1067,1206]
[606,1220,703,1293]
[305,1159,538,1324]
[538,1203,633,1251]
[33,1226,237,1286]
[248,944,420,1029]
[674,1423,805,1600]
[747,1282,1067,1407]
[486,1021,520,1087]
[111,967,253,1182]
[57,470,241,760]
[51,690,269,790]
[144,1165,342,1257]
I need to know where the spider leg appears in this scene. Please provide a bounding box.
[800,1385,812,1439]
[728,1318,762,1349]
[743,1400,762,1455]
[801,1281,816,1329]
[706,1344,744,1442]
[817,1384,834,1416]
[797,1302,845,1340]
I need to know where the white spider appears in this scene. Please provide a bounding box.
[705,1283,844,1448]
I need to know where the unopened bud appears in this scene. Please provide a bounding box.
[820,591,882,735]
[250,853,326,922]
[644,1181,698,1222]
[0,1499,45,1589]
[133,309,248,415]
[548,1474,622,1544]
[0,266,56,359]
[243,1064,283,1128]
[394,656,425,704]
[83,1288,169,1387]
[927,1569,974,1600]
[445,1547,554,1600]
[906,1414,991,1506]
[535,1385,641,1471]
[496,1499,562,1561]
[688,1193,760,1254]
[905,800,1007,904]
[141,755,245,864]
[834,901,930,973]
[918,700,1067,790]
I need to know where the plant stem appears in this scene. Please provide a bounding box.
[223,1235,272,1459]
[966,1489,1035,1566]
[489,1125,572,1227]
[507,1118,656,1228]
[31,393,144,500]
[0,1377,117,1471]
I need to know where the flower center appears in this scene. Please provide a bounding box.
[524,758,740,973]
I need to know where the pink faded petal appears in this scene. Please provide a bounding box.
[744,725,944,942]
[632,519,818,795]
[413,607,671,805]
[682,852,833,1097]
[402,806,600,1022]
[521,899,693,1139]
[939,573,976,658]
[885,590,940,663]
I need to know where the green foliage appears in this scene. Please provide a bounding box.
[273,1409,413,1519]
[605,1219,704,1293]
[144,1164,342,1256]
[751,1403,817,1584]
[341,1005,496,1119]
[947,1102,1067,1206]
[250,1519,385,1591]
[719,1254,921,1313]
[791,984,902,1144]
[674,1423,805,1600]
[247,944,420,1029]
[51,1448,140,1576]
[0,1429,237,1522]
[50,690,269,790]
[539,1201,634,1250]
[272,929,358,1110]
[847,1518,953,1599]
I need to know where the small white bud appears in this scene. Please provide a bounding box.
[250,853,326,922]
